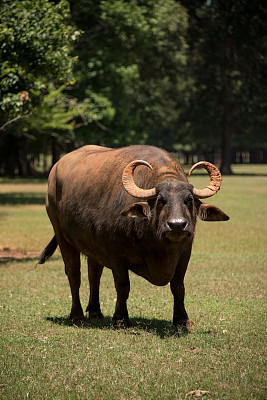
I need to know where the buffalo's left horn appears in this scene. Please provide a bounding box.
[122,160,157,199]
[188,161,222,199]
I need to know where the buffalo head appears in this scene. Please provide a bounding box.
[121,160,229,242]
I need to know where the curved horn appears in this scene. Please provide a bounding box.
[188,161,222,199]
[122,160,157,199]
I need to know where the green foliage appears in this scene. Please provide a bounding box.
[0,83,91,176]
[23,84,84,137]
[181,0,267,168]
[0,0,81,121]
[70,0,188,147]
[0,0,266,176]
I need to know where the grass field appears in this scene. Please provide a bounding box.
[0,165,266,399]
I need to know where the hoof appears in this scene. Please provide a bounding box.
[89,311,104,320]
[71,314,87,327]
[174,317,195,331]
[184,319,195,331]
[113,318,132,329]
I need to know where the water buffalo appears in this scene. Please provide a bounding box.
[39,145,229,329]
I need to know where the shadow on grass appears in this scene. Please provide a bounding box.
[46,315,190,338]
[0,255,39,265]
[0,192,45,205]
[0,253,62,265]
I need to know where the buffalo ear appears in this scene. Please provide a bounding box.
[195,200,229,221]
[121,202,152,219]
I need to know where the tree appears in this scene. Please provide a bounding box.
[1,0,189,176]
[0,0,83,175]
[182,0,267,174]
[69,0,188,148]
[0,0,80,126]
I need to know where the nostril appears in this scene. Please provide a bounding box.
[167,219,188,231]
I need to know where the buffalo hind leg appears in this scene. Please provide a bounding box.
[57,235,85,324]
[170,254,195,330]
[112,267,132,328]
[86,258,104,319]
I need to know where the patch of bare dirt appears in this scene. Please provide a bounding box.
[0,247,40,263]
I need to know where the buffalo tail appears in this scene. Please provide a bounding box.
[38,236,58,264]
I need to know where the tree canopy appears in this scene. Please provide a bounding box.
[0,0,80,123]
[182,0,267,173]
[69,0,188,148]
[0,0,266,176]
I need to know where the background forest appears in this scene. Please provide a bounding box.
[0,0,266,176]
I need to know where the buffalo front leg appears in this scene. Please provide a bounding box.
[86,258,104,319]
[170,253,195,330]
[57,235,85,324]
[112,267,132,328]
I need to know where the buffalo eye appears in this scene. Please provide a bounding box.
[157,196,166,207]
[184,194,194,207]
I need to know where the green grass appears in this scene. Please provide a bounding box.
[0,166,266,399]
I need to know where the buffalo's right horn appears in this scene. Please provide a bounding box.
[188,161,222,199]
[122,160,157,199]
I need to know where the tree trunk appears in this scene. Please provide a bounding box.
[220,124,233,175]
[4,134,19,176]
[51,137,60,167]
[220,68,233,175]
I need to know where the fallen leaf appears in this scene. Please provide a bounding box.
[186,390,210,397]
